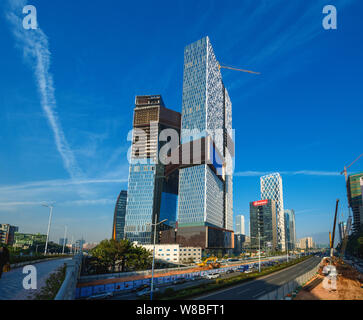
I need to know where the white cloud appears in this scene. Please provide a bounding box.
[6,0,84,185]
[234,170,340,177]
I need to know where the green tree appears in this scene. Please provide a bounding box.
[89,239,153,274]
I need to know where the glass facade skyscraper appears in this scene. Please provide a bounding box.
[250,200,278,251]
[124,95,181,244]
[284,209,296,250]
[112,190,127,241]
[260,173,285,251]
[176,36,234,250]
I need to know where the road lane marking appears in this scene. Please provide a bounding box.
[252,291,265,298]
[237,288,249,295]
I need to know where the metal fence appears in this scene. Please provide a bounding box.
[258,260,321,300]
[55,253,83,300]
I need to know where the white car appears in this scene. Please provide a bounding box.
[205,273,220,279]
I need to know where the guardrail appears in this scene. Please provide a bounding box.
[55,253,83,300]
[258,258,322,300]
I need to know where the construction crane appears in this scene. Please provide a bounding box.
[330,199,339,258]
[217,62,261,75]
[340,153,363,182]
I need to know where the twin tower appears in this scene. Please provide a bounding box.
[123,37,234,252]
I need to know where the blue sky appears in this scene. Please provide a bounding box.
[0,0,362,245]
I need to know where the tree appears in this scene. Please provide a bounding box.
[88,239,152,274]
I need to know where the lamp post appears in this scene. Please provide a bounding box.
[62,225,67,255]
[250,232,263,273]
[147,217,168,301]
[42,202,55,255]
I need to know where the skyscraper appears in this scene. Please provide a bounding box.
[250,200,278,251]
[260,173,285,251]
[124,95,181,244]
[284,209,296,250]
[235,215,245,235]
[112,190,127,241]
[0,224,19,245]
[347,172,363,233]
[175,36,234,252]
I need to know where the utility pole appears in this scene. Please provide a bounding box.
[42,202,55,255]
[62,225,67,254]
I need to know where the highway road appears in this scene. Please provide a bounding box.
[194,256,321,300]
[0,258,71,300]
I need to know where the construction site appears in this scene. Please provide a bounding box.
[294,256,363,300]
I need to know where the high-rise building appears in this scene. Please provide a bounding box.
[175,36,234,252]
[346,172,363,233]
[298,237,314,249]
[112,190,127,241]
[284,209,296,250]
[124,95,181,244]
[0,224,19,245]
[260,173,285,251]
[250,199,278,251]
[235,215,245,235]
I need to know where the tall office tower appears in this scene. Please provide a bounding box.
[284,209,296,250]
[176,36,234,252]
[235,215,245,235]
[260,173,285,251]
[112,190,127,241]
[347,172,363,234]
[124,95,181,244]
[250,200,278,251]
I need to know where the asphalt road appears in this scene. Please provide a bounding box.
[0,258,70,300]
[194,256,321,300]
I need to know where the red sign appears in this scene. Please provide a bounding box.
[253,200,269,207]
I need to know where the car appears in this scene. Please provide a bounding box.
[226,269,235,274]
[244,269,253,273]
[205,273,220,279]
[136,287,160,297]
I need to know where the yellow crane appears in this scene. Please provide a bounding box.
[217,62,261,75]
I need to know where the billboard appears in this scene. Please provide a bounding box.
[252,199,268,207]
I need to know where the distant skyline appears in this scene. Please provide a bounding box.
[1,0,362,244]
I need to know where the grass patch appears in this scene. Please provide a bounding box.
[29,263,67,300]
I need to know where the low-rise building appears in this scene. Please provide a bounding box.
[140,244,202,264]
[14,232,47,248]
[0,224,19,245]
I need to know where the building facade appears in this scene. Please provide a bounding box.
[260,173,285,251]
[347,172,363,233]
[298,237,314,250]
[124,95,181,244]
[235,215,245,235]
[13,232,46,248]
[112,190,127,241]
[141,244,202,264]
[0,224,19,245]
[250,199,278,251]
[176,36,234,252]
[284,209,296,250]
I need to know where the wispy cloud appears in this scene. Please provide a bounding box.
[0,178,127,192]
[6,0,83,183]
[234,170,340,177]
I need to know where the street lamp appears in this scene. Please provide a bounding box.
[250,231,263,273]
[147,217,168,301]
[42,202,55,255]
[62,225,67,255]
